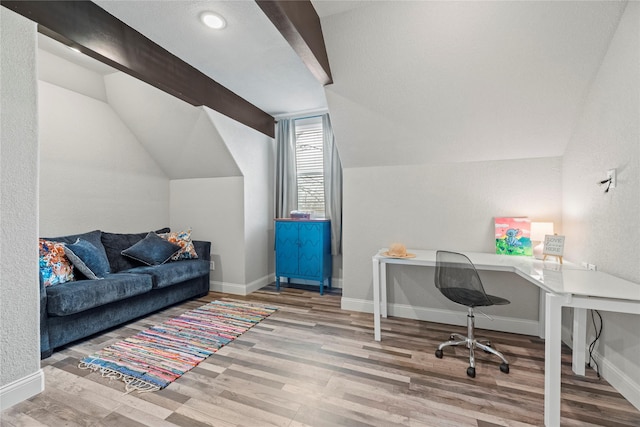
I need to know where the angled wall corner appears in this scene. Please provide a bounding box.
[104,72,242,180]
[204,107,276,287]
[37,45,108,103]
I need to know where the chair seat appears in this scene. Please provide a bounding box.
[439,287,510,307]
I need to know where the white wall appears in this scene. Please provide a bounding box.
[170,177,246,287]
[0,7,44,409]
[562,1,640,407]
[170,109,275,296]
[206,108,275,291]
[342,157,562,334]
[104,72,242,180]
[38,78,170,236]
[38,48,108,103]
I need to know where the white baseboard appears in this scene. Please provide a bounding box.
[246,274,276,294]
[583,336,640,411]
[210,274,275,296]
[210,280,247,295]
[340,297,372,313]
[212,275,341,295]
[341,297,539,336]
[274,277,343,289]
[0,369,44,411]
[596,352,640,411]
[559,325,639,410]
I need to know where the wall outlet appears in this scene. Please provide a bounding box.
[587,263,597,271]
[210,261,215,271]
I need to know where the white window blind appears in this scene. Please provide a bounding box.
[294,118,324,216]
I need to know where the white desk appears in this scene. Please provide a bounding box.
[372,249,640,427]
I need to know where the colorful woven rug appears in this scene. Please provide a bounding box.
[78,300,276,393]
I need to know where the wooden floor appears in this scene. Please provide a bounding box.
[2,286,639,427]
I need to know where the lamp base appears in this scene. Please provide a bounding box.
[533,242,545,259]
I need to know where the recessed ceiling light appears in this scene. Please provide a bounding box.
[200,11,226,30]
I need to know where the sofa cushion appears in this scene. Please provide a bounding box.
[44,230,107,279]
[122,232,181,266]
[46,273,153,316]
[158,229,199,261]
[64,238,111,279]
[39,239,75,286]
[123,259,209,289]
[101,228,170,273]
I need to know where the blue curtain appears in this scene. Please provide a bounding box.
[322,114,343,255]
[275,119,297,218]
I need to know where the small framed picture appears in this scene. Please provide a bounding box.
[543,235,565,263]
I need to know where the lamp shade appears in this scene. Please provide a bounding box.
[531,222,554,242]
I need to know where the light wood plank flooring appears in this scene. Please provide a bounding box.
[2,286,639,426]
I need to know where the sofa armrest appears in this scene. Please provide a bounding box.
[39,275,53,358]
[193,241,211,261]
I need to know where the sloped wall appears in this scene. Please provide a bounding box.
[168,107,275,295]
[206,108,274,288]
[104,72,241,180]
[562,2,640,408]
[168,108,275,295]
[320,1,625,168]
[38,81,170,236]
[38,48,108,102]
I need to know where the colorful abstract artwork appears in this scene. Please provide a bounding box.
[495,217,532,256]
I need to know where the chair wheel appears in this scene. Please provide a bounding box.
[500,363,509,374]
[435,349,443,359]
[467,367,476,378]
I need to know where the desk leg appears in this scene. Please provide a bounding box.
[545,293,563,427]
[372,258,381,341]
[381,262,388,318]
[538,288,546,339]
[572,307,587,376]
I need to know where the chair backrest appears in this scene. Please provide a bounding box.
[434,250,493,307]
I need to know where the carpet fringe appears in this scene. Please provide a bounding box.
[78,361,160,394]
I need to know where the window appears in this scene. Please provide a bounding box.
[294,117,324,217]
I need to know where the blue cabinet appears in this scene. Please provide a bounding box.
[275,219,332,295]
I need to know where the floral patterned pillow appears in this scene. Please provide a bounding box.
[158,229,198,261]
[39,239,74,286]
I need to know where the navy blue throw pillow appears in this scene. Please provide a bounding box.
[121,232,181,266]
[64,238,111,279]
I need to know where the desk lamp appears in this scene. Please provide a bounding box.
[531,222,554,259]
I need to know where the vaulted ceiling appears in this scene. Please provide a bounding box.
[35,1,628,169]
[316,1,627,167]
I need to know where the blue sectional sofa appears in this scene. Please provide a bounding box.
[39,229,211,359]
